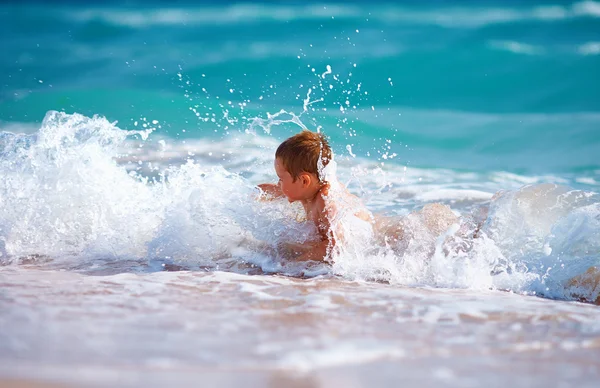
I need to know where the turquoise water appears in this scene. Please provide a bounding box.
[2,0,599,174]
[2,3,600,386]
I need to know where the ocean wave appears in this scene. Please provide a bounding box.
[25,1,600,29]
[63,4,363,27]
[1,112,599,305]
[488,40,545,55]
[578,41,600,55]
[488,40,600,56]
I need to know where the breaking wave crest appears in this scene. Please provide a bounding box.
[1,112,599,304]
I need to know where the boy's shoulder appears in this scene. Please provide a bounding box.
[321,183,373,222]
[316,184,331,208]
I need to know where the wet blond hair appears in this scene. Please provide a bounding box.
[275,130,332,182]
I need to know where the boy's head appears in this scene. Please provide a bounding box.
[274,130,332,202]
[275,130,332,182]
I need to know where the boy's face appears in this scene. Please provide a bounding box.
[274,158,306,202]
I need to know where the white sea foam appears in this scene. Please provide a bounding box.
[0,112,309,266]
[1,112,599,304]
[276,342,405,372]
[415,189,493,202]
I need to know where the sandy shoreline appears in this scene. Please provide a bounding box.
[2,268,600,388]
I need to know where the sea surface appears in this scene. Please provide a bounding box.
[1,1,600,387]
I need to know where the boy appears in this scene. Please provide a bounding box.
[258,131,600,305]
[258,130,372,262]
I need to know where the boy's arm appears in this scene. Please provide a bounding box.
[294,193,336,262]
[257,183,284,199]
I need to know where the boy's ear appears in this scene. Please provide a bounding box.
[300,173,312,187]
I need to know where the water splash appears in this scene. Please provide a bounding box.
[0,112,312,270]
[1,111,599,304]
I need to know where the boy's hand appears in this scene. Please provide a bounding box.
[257,183,284,200]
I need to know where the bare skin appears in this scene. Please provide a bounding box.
[262,171,600,305]
[258,158,371,262]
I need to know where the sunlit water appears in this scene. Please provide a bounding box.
[2,0,600,386]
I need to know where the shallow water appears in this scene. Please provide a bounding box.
[2,268,600,388]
